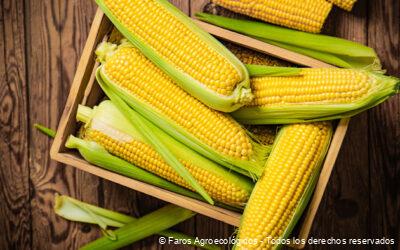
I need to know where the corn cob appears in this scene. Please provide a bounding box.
[77,101,253,207]
[211,0,332,33]
[328,0,357,11]
[225,42,292,67]
[236,122,332,249]
[96,42,269,177]
[95,0,251,112]
[233,68,400,124]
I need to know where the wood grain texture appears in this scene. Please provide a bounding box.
[0,0,399,249]
[0,0,31,249]
[367,1,400,249]
[25,0,101,249]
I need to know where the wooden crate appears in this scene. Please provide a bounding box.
[50,6,349,249]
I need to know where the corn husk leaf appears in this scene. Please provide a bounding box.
[80,204,196,250]
[196,13,381,70]
[246,64,302,77]
[55,195,220,250]
[34,123,56,138]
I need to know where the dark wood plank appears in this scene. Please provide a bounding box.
[25,0,99,249]
[367,1,400,249]
[308,4,371,249]
[195,215,234,250]
[0,0,31,249]
[57,0,101,248]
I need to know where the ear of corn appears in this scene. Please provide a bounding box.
[95,0,251,112]
[81,204,195,250]
[211,0,332,33]
[96,42,270,178]
[96,76,214,205]
[77,101,254,207]
[196,13,381,70]
[328,0,357,11]
[233,68,399,124]
[236,122,332,250]
[65,135,203,201]
[55,195,220,250]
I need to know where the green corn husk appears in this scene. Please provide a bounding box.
[95,77,214,205]
[95,0,251,112]
[75,100,253,207]
[34,123,56,138]
[80,204,196,250]
[196,13,381,70]
[95,43,270,178]
[232,69,399,124]
[245,65,302,77]
[235,123,333,250]
[54,195,220,250]
[65,135,202,201]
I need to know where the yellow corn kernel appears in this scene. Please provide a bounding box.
[103,0,240,96]
[103,46,253,161]
[328,0,357,11]
[82,128,250,206]
[237,122,331,249]
[212,0,333,33]
[225,42,291,66]
[248,68,372,107]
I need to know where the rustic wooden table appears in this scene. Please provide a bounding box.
[0,0,398,249]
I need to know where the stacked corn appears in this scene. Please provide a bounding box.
[64,1,398,249]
